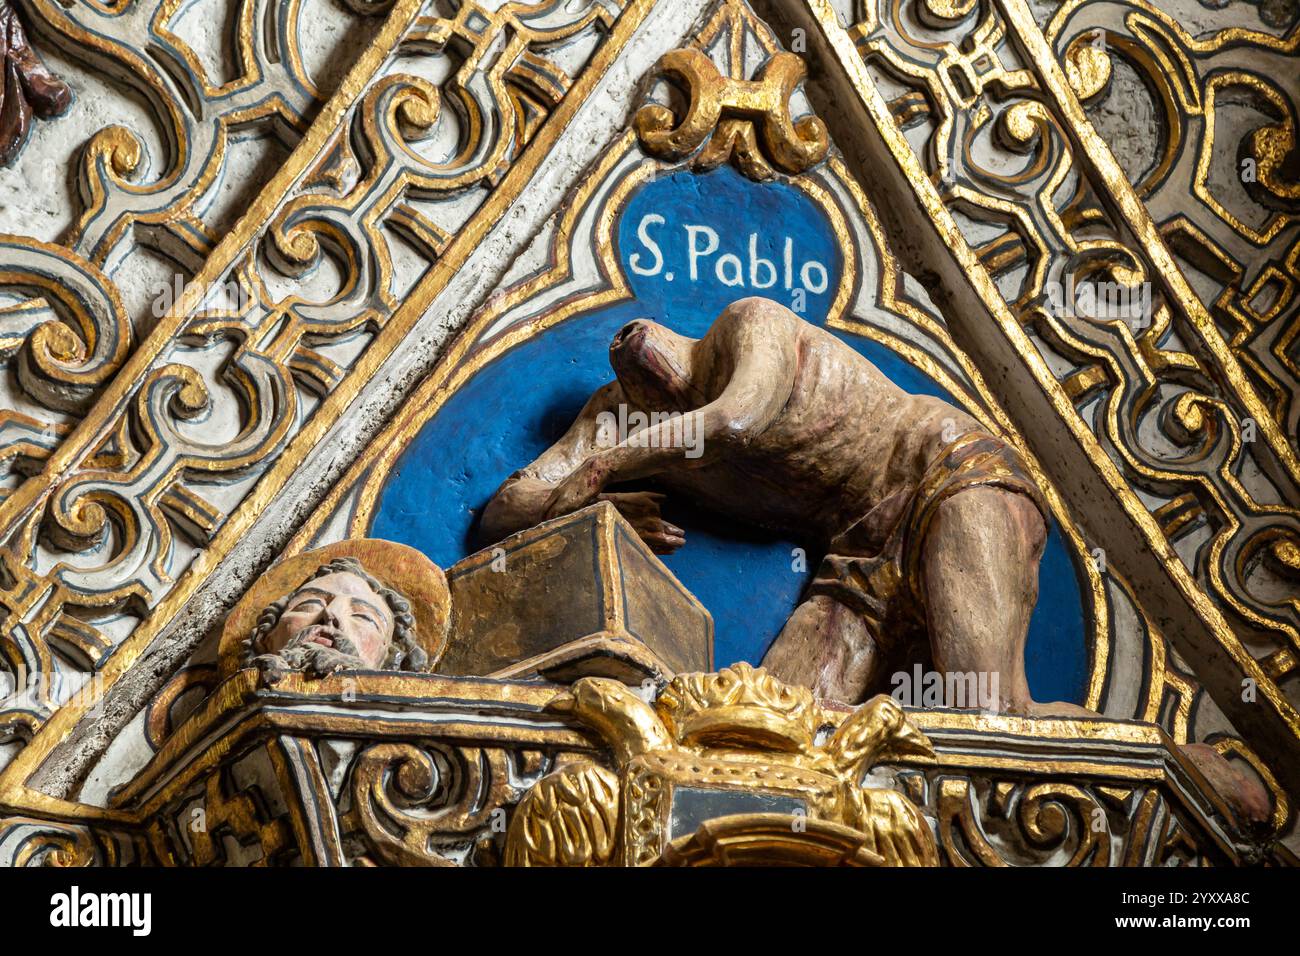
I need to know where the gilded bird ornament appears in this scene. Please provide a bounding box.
[505,679,670,867]
[826,694,939,867]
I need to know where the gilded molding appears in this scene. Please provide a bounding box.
[789,0,1300,793]
[0,0,652,808]
[90,669,1269,865]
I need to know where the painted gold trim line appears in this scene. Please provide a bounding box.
[0,0,664,809]
[794,0,1300,779]
[997,0,1300,487]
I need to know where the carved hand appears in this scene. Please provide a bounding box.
[599,491,685,555]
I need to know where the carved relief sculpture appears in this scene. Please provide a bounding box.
[246,557,423,680]
[0,0,68,166]
[505,663,939,866]
[0,0,1295,877]
[482,294,1275,825]
[218,539,452,681]
[482,296,1064,716]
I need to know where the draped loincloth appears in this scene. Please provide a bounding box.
[806,431,1048,659]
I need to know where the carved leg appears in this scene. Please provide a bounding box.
[921,486,1074,715]
[761,594,880,704]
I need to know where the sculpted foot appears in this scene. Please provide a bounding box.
[1022,700,1100,719]
[1180,743,1273,832]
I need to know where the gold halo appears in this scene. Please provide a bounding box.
[218,539,450,676]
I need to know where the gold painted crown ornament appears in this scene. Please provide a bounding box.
[505,663,939,866]
[655,661,821,753]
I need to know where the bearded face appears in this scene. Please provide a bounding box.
[252,570,395,680]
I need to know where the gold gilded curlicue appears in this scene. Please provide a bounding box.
[634,46,830,181]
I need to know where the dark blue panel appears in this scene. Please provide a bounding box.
[371,166,1088,702]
